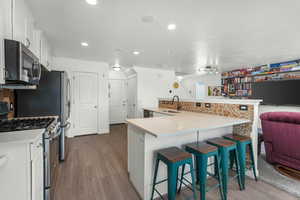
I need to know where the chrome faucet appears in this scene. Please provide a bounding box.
[171,95,180,110]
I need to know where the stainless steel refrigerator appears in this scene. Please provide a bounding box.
[15,67,71,161]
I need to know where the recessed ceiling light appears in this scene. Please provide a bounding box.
[133,51,140,55]
[86,0,98,5]
[167,23,176,31]
[81,42,89,47]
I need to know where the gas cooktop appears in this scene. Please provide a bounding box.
[0,117,55,132]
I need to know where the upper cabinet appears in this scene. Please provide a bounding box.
[12,0,41,56]
[0,0,12,84]
[12,0,27,44]
[0,0,53,80]
[40,33,52,71]
[25,13,36,53]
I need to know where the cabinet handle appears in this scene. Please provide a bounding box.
[0,155,8,167]
[26,38,31,48]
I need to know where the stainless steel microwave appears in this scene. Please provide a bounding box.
[4,39,41,85]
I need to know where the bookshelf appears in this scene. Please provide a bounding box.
[221,59,300,98]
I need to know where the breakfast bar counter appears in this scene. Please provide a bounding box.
[127,108,250,137]
[126,107,254,200]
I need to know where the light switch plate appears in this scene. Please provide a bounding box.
[239,105,248,111]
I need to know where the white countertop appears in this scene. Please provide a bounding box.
[159,97,263,105]
[0,129,45,144]
[126,108,250,137]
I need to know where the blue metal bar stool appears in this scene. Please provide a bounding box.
[223,134,258,189]
[178,142,224,200]
[207,138,243,200]
[151,147,197,200]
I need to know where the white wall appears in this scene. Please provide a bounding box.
[109,70,127,80]
[52,57,110,137]
[133,66,189,116]
[180,74,222,99]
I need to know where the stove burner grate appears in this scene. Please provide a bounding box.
[0,117,55,132]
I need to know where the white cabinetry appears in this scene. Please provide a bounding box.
[30,138,44,200]
[12,0,27,44]
[128,125,145,197]
[13,0,40,54]
[0,0,53,81]
[40,33,52,70]
[0,11,5,84]
[0,0,13,84]
[25,13,36,53]
[0,134,44,200]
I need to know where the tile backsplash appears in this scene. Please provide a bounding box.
[0,89,14,118]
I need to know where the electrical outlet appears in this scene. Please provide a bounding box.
[205,103,211,108]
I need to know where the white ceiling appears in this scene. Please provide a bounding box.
[27,0,300,73]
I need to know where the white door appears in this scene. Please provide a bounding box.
[109,79,127,124]
[196,82,206,99]
[73,72,99,136]
[127,76,137,118]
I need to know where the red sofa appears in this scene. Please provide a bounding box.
[260,112,300,171]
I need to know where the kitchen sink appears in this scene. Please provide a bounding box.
[162,110,180,114]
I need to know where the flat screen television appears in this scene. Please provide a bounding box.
[251,80,300,105]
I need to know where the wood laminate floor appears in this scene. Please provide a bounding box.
[53,124,299,200]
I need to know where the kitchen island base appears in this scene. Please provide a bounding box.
[127,124,234,200]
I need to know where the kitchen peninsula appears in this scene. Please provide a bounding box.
[126,98,262,200]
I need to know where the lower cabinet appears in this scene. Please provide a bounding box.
[0,134,44,200]
[128,125,145,197]
[31,138,44,200]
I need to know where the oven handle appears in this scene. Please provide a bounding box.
[60,122,71,130]
[50,127,61,141]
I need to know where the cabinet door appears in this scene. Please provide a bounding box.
[0,0,13,39]
[33,30,41,59]
[31,141,44,200]
[25,14,35,52]
[46,42,52,70]
[0,0,12,84]
[40,34,48,68]
[0,5,5,84]
[12,0,27,44]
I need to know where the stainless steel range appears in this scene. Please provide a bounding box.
[0,114,60,200]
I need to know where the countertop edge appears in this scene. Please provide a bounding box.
[158,98,263,105]
[0,129,45,144]
[127,108,251,137]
